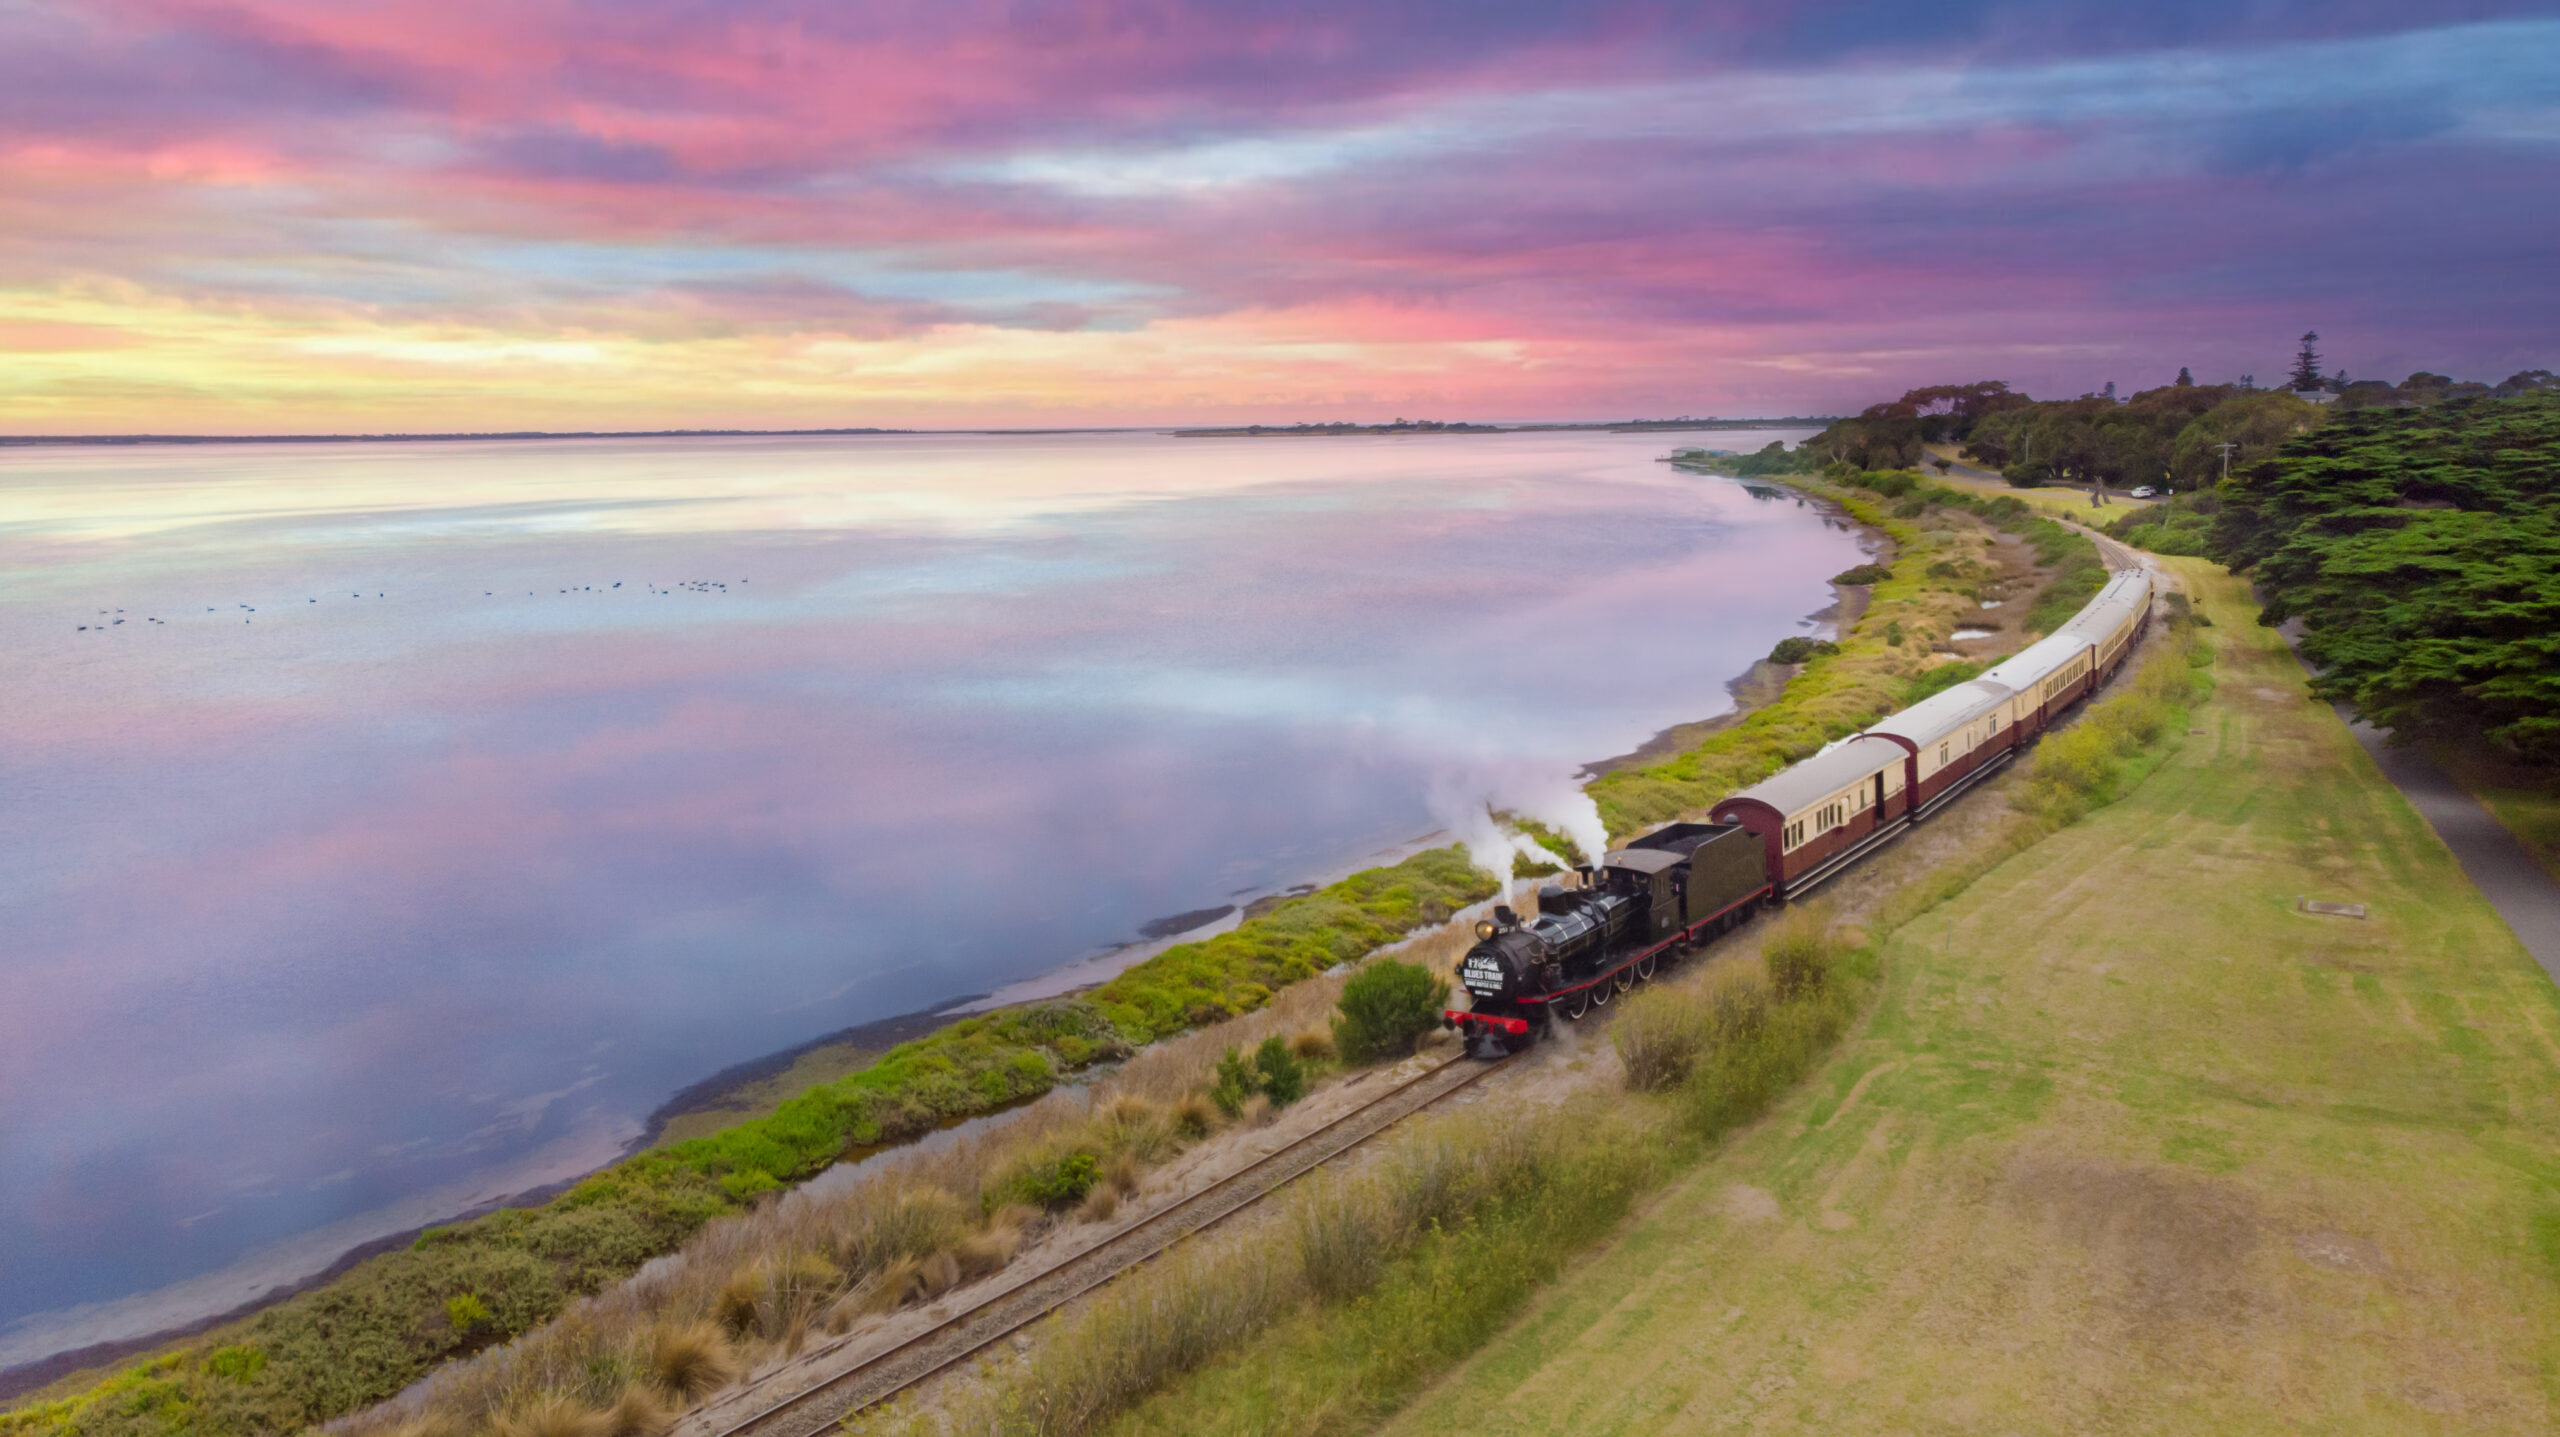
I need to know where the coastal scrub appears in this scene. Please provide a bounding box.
[1587,467,2101,838]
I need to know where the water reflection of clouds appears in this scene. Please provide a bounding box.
[2,429,1853,1358]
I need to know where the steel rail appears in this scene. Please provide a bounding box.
[695,1051,1505,1437]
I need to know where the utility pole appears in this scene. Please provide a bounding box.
[2214,442,2238,483]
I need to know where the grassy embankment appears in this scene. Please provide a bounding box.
[1383,560,2560,1434]
[868,574,2210,1437]
[2,856,1493,1437]
[1589,467,2104,840]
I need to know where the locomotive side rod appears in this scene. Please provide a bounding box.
[694,1051,1507,1437]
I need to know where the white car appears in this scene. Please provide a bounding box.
[2128,485,2158,499]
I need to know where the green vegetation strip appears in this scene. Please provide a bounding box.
[2,853,1492,1437]
[1590,466,2100,838]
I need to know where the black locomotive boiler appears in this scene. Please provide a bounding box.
[1446,822,1769,1055]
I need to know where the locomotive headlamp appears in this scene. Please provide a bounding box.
[1474,918,1498,940]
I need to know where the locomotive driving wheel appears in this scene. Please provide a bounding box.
[1614,966,1636,995]
[1635,952,1657,982]
[1589,976,1612,1008]
[1562,986,1592,1021]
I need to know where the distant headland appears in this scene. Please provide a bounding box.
[1170,416,1839,438]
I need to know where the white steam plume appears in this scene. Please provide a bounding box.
[1429,769,1614,907]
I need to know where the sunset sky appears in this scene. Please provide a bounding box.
[4,1,2556,433]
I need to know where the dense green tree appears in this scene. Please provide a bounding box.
[2212,393,2560,758]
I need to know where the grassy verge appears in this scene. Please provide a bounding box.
[1590,465,2100,839]
[1381,561,2560,1434]
[3,853,1492,1437]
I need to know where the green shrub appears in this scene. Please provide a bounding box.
[1685,977,1858,1139]
[1610,984,1712,1091]
[1831,563,1893,586]
[1768,636,1840,665]
[1210,1046,1256,1117]
[1253,1036,1306,1107]
[445,1292,492,1336]
[1903,660,1986,704]
[201,1345,265,1383]
[1332,960,1450,1065]
[1012,1152,1101,1210]
[1763,919,1836,999]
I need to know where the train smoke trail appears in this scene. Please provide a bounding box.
[1430,769,1611,906]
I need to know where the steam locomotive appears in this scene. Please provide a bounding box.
[1446,567,2155,1055]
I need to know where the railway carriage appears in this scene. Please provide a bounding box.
[1443,567,2154,1052]
[1707,735,1908,898]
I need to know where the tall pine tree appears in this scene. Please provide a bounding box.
[2287,331,2324,392]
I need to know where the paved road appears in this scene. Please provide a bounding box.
[2339,719,2560,985]
[2268,620,2560,985]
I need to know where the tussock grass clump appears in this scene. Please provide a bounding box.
[1287,1027,1333,1062]
[1762,911,1838,998]
[1168,1094,1217,1139]
[643,1323,736,1401]
[599,1386,672,1437]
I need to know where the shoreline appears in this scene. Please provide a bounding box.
[1,469,1893,1402]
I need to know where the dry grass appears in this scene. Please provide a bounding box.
[866,1098,1668,1437]
[643,1324,736,1402]
[492,1395,607,1437]
[1612,961,1774,1092]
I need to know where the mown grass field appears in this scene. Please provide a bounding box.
[1382,559,2560,1434]
[1922,447,2162,523]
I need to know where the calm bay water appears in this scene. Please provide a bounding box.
[0,427,1854,1364]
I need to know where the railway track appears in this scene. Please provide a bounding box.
[692,1051,1506,1437]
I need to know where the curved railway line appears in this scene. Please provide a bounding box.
[688,1052,1508,1437]
[687,521,2165,1437]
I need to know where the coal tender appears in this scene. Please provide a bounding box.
[1446,822,1771,1054]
